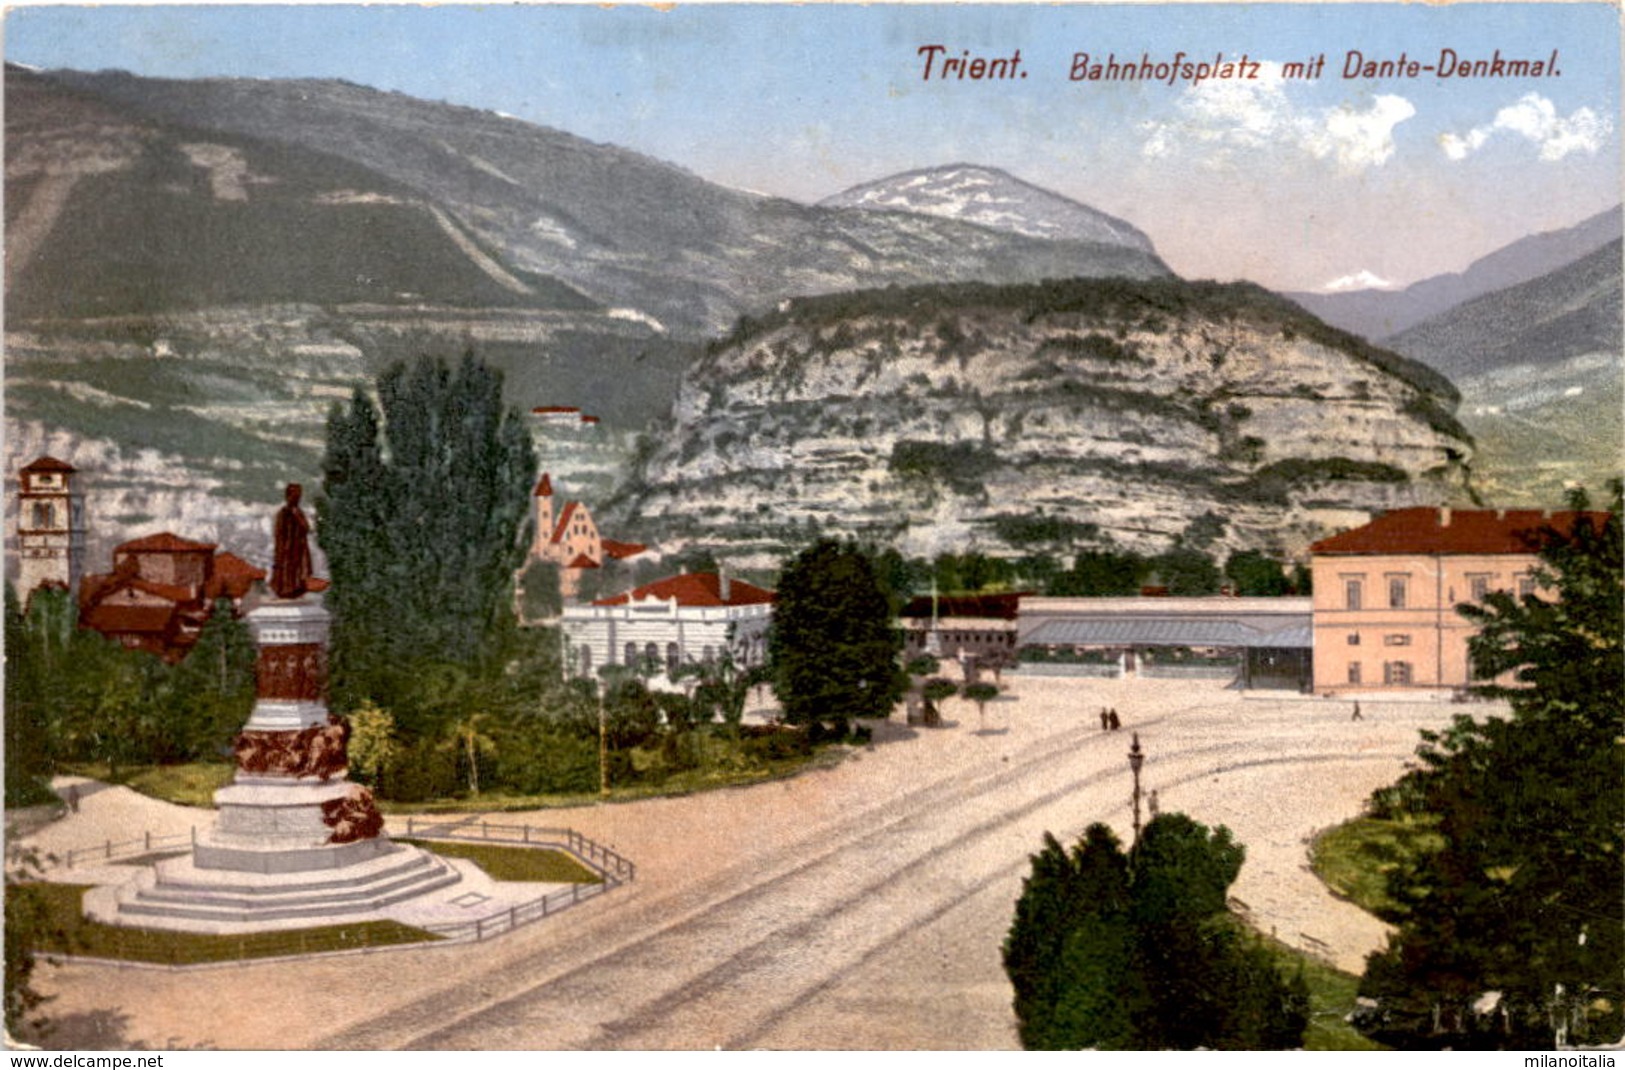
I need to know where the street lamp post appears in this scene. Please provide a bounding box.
[1128,732,1145,846]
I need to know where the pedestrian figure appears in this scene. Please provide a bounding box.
[66,784,79,813]
[1351,701,1363,721]
[1108,708,1121,731]
[1100,707,1110,731]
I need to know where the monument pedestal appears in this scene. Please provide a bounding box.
[91,591,463,934]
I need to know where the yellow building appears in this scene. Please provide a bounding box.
[1309,506,1600,694]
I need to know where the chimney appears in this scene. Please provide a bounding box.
[1496,508,1506,520]
[1438,505,1452,527]
[720,566,732,603]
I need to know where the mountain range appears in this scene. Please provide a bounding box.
[3,63,1616,573]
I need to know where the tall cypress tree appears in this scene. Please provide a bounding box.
[318,353,536,715]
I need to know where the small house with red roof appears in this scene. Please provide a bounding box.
[526,473,647,602]
[558,571,774,682]
[78,532,273,662]
[1309,505,1607,693]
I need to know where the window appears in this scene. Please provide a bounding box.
[1383,634,1412,647]
[625,641,638,666]
[1348,663,1362,684]
[644,642,659,669]
[580,647,592,676]
[666,642,680,674]
[1387,577,1408,609]
[1347,633,1361,646]
[1518,575,1537,599]
[1468,574,1490,602]
[1345,579,1363,611]
[1383,661,1413,685]
[29,502,52,529]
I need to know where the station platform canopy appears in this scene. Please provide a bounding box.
[1017,597,1312,650]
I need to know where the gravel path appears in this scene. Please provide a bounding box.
[21,676,1473,1050]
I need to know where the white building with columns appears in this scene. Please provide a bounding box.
[559,571,774,683]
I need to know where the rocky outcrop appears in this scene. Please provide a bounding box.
[623,278,1473,566]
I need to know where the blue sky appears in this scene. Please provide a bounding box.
[5,2,1620,290]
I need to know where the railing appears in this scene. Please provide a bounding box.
[1140,664,1240,680]
[399,817,636,886]
[45,819,636,962]
[57,829,198,870]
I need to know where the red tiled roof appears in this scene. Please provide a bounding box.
[601,538,647,560]
[116,532,217,554]
[22,456,75,474]
[532,406,580,415]
[534,473,553,497]
[309,577,330,593]
[565,553,600,570]
[206,552,266,600]
[581,415,600,425]
[1311,508,1611,556]
[83,604,178,635]
[594,572,776,608]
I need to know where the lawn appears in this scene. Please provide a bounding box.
[15,883,440,965]
[1309,815,1444,921]
[397,840,601,883]
[1262,934,1387,1051]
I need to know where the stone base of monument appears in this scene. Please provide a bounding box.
[85,840,465,935]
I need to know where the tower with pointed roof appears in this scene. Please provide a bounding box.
[16,455,85,599]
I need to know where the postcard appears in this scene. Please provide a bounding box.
[3,0,1620,1054]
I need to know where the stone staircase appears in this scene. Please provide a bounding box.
[88,842,464,934]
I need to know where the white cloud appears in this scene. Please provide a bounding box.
[1440,94,1612,162]
[1304,95,1416,170]
[1140,68,1415,173]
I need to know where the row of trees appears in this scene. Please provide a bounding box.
[4,587,256,804]
[1004,817,1309,1049]
[871,546,1307,600]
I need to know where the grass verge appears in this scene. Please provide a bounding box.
[1261,935,1387,1051]
[17,883,440,965]
[1309,815,1443,920]
[398,840,601,883]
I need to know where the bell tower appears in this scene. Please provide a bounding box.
[16,456,85,599]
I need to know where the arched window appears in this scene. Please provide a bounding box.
[666,642,680,674]
[625,641,638,667]
[645,642,659,671]
[580,646,593,676]
[30,502,52,529]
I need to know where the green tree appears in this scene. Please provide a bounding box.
[964,681,1000,730]
[1151,547,1222,596]
[1004,815,1306,1050]
[517,558,563,621]
[345,700,398,789]
[318,353,537,716]
[4,585,56,806]
[440,710,498,796]
[1356,485,1623,1048]
[1050,550,1145,596]
[1225,550,1293,596]
[165,598,256,760]
[770,540,905,735]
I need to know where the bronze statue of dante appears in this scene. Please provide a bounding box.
[271,482,313,599]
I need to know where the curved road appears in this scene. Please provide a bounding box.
[35,676,1467,1050]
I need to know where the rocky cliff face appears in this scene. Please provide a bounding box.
[623,279,1473,566]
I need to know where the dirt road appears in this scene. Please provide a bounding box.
[28,676,1466,1050]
